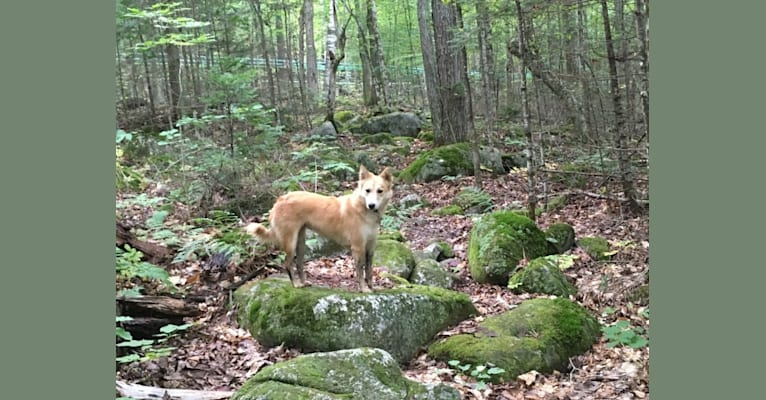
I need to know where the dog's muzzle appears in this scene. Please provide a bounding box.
[368,203,378,212]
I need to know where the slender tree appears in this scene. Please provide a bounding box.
[514,0,537,221]
[600,0,641,213]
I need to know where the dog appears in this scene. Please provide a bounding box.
[245,165,394,292]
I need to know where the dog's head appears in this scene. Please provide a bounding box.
[356,165,394,214]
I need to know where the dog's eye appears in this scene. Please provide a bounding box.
[377,189,383,194]
[365,189,371,193]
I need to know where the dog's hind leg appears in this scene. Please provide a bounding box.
[280,227,305,288]
[294,226,308,287]
[364,247,374,290]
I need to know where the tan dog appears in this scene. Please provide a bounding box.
[245,165,394,292]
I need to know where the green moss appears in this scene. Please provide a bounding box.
[399,143,473,183]
[507,257,577,297]
[468,211,552,285]
[428,298,600,381]
[378,231,405,242]
[431,204,463,216]
[544,194,568,212]
[233,348,460,400]
[578,236,611,260]
[453,187,493,214]
[373,239,416,278]
[361,132,394,145]
[334,110,356,124]
[417,130,434,142]
[545,223,576,254]
[233,278,477,363]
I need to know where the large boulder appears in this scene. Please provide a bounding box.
[231,348,460,400]
[428,298,601,381]
[399,143,505,183]
[233,277,477,363]
[468,211,553,285]
[354,112,423,137]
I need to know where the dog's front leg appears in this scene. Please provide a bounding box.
[364,248,374,289]
[352,244,371,293]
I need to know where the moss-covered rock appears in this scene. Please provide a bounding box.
[508,257,577,297]
[431,205,462,216]
[354,112,423,137]
[468,211,553,285]
[453,187,494,214]
[421,241,454,261]
[233,277,477,363]
[418,130,434,142]
[545,223,576,254]
[378,231,406,242]
[361,132,395,145]
[427,298,600,381]
[399,143,505,183]
[231,348,460,400]
[373,239,417,279]
[410,259,456,289]
[578,236,611,260]
[334,110,357,125]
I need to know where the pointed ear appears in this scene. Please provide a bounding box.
[359,164,371,180]
[380,167,393,183]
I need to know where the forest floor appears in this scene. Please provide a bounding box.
[116,133,649,400]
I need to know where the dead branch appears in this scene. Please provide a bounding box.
[116,380,233,400]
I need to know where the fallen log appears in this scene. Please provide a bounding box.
[116,380,233,400]
[117,221,171,264]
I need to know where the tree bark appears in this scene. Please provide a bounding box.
[116,380,233,400]
[635,0,649,142]
[514,0,537,221]
[416,0,441,132]
[430,0,471,145]
[475,0,497,128]
[367,0,389,106]
[250,0,278,124]
[324,0,350,125]
[303,0,319,94]
[600,0,641,213]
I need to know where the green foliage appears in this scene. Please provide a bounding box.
[124,2,213,51]
[447,359,506,390]
[602,320,649,349]
[116,245,176,292]
[173,210,250,264]
[381,202,422,232]
[115,316,192,364]
[453,186,494,214]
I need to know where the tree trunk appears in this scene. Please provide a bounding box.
[298,1,311,128]
[635,0,649,142]
[367,0,389,106]
[416,0,441,133]
[251,0,279,124]
[475,0,497,129]
[600,0,641,213]
[324,0,349,126]
[116,222,170,265]
[514,0,536,221]
[303,0,319,95]
[574,0,593,143]
[345,0,377,106]
[430,0,471,145]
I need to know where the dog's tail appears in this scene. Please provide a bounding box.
[244,222,278,245]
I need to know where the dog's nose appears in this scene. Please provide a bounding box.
[368,203,376,210]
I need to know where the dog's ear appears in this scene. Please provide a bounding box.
[380,167,393,183]
[359,164,371,180]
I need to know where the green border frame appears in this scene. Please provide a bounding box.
[652,2,765,399]
[0,2,116,399]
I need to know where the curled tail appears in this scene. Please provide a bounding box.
[244,222,277,245]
